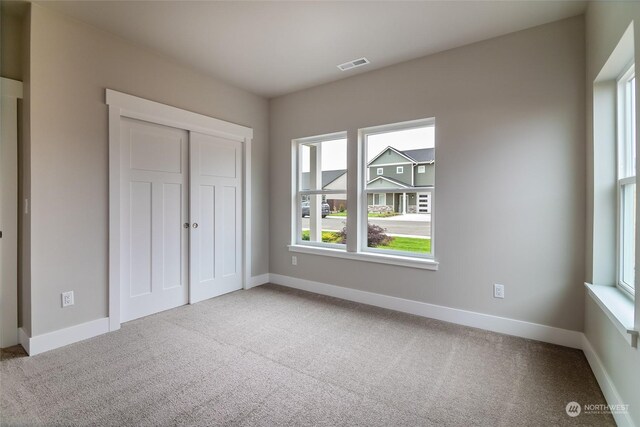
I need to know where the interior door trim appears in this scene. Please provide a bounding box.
[0,77,23,347]
[106,89,253,332]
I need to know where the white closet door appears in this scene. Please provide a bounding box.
[189,132,242,303]
[120,118,189,322]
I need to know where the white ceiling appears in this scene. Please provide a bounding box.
[38,1,587,98]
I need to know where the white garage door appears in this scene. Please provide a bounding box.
[417,192,431,214]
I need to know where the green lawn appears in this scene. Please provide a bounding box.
[301,230,431,253]
[378,236,431,253]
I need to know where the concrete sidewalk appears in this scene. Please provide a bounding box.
[326,213,430,222]
[374,213,430,222]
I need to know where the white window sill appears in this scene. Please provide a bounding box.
[288,244,439,271]
[585,283,638,347]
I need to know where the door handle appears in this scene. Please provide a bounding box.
[192,223,198,229]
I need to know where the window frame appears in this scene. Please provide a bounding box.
[616,64,636,297]
[292,132,347,250]
[289,119,438,270]
[359,118,436,260]
[376,167,383,175]
[396,166,404,174]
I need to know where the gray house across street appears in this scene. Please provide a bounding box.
[300,146,434,214]
[367,146,434,214]
[300,170,347,211]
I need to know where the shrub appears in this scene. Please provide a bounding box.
[367,224,391,247]
[338,223,390,247]
[339,204,346,213]
[301,230,342,243]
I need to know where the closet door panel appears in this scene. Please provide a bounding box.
[190,132,242,303]
[120,118,188,322]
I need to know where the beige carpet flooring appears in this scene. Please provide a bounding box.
[1,284,614,426]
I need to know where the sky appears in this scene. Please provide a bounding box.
[301,126,435,172]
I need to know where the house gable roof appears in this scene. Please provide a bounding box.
[368,146,415,166]
[301,169,347,189]
[366,175,412,189]
[368,146,435,166]
[400,148,435,163]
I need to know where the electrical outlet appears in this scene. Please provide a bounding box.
[292,256,297,266]
[62,291,74,307]
[493,284,505,299]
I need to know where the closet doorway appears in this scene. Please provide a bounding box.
[108,90,252,328]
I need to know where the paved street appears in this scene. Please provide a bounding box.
[301,215,431,237]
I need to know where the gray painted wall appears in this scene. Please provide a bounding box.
[0,4,24,81]
[26,5,270,336]
[270,17,585,331]
[585,2,640,424]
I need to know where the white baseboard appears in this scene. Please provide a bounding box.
[269,273,583,349]
[581,335,635,427]
[21,317,110,356]
[247,273,270,289]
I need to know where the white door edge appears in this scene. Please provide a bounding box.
[1,78,23,348]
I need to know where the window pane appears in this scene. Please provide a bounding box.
[300,194,346,245]
[630,76,636,177]
[363,124,434,257]
[300,138,347,191]
[622,76,637,178]
[366,191,432,255]
[366,126,434,190]
[621,183,636,290]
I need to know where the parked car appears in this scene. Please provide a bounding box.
[302,201,330,218]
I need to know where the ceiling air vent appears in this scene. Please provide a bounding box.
[337,57,370,71]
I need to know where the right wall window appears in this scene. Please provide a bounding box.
[618,64,636,295]
[361,119,435,258]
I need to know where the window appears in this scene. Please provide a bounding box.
[291,119,437,269]
[362,118,435,258]
[418,165,426,173]
[294,133,347,248]
[373,193,386,206]
[618,65,636,295]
